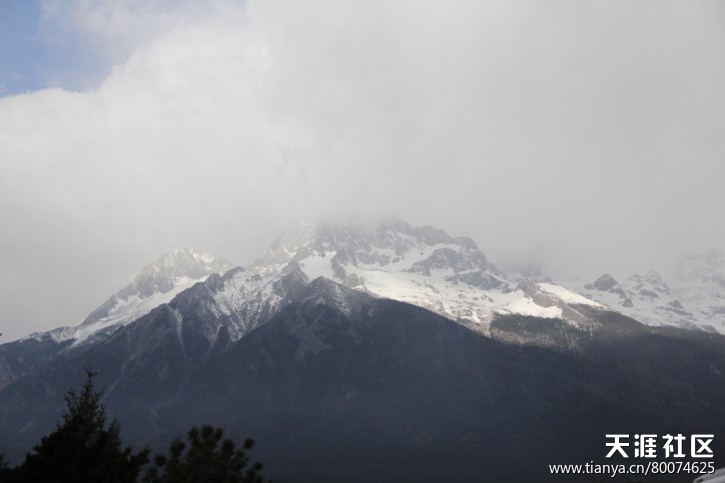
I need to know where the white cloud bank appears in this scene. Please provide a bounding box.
[1,0,724,340]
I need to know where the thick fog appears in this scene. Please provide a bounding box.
[1,0,723,340]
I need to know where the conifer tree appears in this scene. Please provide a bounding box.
[15,369,149,483]
[143,424,264,483]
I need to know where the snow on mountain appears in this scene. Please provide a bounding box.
[573,253,725,334]
[17,222,721,355]
[672,250,725,330]
[248,221,605,334]
[573,272,686,330]
[179,262,311,344]
[24,248,235,347]
[129,232,724,341]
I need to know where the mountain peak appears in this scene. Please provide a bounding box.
[625,271,670,299]
[60,248,236,346]
[133,247,234,295]
[251,219,494,275]
[245,220,518,332]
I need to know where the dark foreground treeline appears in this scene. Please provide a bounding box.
[0,370,264,483]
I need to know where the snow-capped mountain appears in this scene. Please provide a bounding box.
[6,219,723,400]
[9,220,612,362]
[150,262,312,347]
[248,220,604,335]
[24,248,235,348]
[12,221,724,355]
[574,251,725,334]
[2,220,725,480]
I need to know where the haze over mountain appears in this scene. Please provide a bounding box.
[4,219,724,347]
[1,0,724,341]
[2,219,724,388]
[573,252,725,334]
[2,217,724,343]
[22,248,235,347]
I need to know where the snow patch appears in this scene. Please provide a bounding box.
[496,296,563,319]
[538,283,603,308]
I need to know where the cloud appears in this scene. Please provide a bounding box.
[1,0,724,339]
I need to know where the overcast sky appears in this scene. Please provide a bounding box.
[1,0,724,341]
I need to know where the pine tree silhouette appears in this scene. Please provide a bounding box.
[15,369,149,483]
[143,424,264,483]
